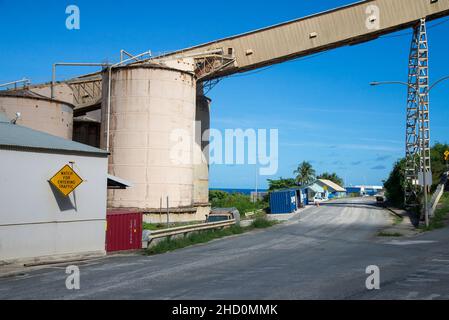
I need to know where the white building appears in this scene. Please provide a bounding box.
[0,113,109,263]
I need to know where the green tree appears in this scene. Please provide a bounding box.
[430,142,449,186]
[317,172,344,187]
[383,142,449,208]
[294,161,316,186]
[209,190,229,203]
[384,159,406,208]
[267,177,297,191]
[209,191,268,215]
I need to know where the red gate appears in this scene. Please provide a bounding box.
[106,210,142,252]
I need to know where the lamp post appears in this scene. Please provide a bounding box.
[370,76,449,227]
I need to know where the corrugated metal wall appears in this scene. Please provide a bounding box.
[106,210,142,252]
[270,190,297,214]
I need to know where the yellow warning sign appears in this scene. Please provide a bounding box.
[444,151,449,161]
[49,165,83,197]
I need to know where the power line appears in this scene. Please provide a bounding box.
[226,52,328,79]
[381,17,449,39]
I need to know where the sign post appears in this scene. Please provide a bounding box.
[49,164,84,197]
[444,151,449,171]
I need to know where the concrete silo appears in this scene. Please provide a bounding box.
[101,63,208,222]
[193,93,211,216]
[0,90,74,139]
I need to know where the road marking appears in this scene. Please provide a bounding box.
[385,240,437,246]
[406,278,439,283]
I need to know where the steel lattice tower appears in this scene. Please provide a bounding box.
[405,18,431,208]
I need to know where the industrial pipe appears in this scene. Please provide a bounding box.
[105,50,152,152]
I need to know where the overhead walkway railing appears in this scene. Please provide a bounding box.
[0,78,30,91]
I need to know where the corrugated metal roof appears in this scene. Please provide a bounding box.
[0,89,75,109]
[305,183,325,193]
[107,174,133,189]
[74,115,101,123]
[317,179,346,192]
[0,120,108,157]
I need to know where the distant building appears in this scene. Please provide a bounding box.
[301,183,326,204]
[316,179,347,199]
[346,186,383,196]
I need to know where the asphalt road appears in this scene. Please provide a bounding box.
[1,197,449,300]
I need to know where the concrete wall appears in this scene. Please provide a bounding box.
[0,95,74,139]
[0,149,108,262]
[193,94,210,205]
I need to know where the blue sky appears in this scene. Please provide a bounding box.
[1,0,449,189]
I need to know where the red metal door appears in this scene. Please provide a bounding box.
[106,211,142,252]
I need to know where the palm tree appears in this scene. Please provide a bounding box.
[294,161,316,186]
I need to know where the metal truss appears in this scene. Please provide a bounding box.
[194,50,236,80]
[67,77,103,108]
[405,18,431,208]
[201,78,221,95]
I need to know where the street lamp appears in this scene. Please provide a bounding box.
[371,76,449,227]
[370,75,449,92]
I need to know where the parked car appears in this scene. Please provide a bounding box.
[313,195,327,204]
[207,208,240,224]
[376,194,386,206]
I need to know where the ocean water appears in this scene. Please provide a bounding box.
[210,188,268,195]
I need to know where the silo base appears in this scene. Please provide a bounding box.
[141,204,211,224]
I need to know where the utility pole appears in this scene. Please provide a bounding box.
[166,196,170,228]
[254,164,259,203]
[416,19,431,228]
[369,19,449,228]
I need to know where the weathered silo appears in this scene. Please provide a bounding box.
[193,93,211,212]
[0,90,74,139]
[101,64,200,219]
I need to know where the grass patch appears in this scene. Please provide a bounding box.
[393,216,404,226]
[146,218,277,255]
[378,232,403,237]
[420,192,449,232]
[251,217,275,229]
[143,221,199,231]
[209,190,269,217]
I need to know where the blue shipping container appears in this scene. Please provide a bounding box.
[270,190,297,214]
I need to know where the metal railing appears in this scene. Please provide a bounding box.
[144,219,236,247]
[0,78,30,90]
[429,172,449,217]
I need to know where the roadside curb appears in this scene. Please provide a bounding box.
[267,204,315,222]
[0,255,108,279]
[385,206,405,219]
[378,207,422,238]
